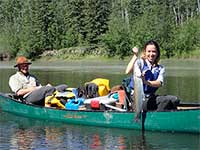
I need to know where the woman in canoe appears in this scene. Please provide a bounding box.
[125,40,179,112]
[9,56,67,106]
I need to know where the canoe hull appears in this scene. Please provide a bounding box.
[0,94,199,133]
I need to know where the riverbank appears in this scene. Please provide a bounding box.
[1,57,200,76]
[1,56,200,67]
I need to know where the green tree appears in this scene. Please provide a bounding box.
[66,0,86,46]
[0,0,199,59]
[0,0,24,56]
[101,17,131,59]
[83,0,111,44]
[171,17,200,56]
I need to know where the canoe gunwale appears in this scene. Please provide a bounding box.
[0,93,199,113]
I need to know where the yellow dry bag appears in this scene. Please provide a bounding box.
[90,78,110,96]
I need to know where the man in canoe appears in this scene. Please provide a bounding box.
[9,56,67,106]
[125,40,179,112]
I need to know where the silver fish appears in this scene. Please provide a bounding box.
[134,64,145,121]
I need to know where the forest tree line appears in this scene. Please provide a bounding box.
[0,0,199,59]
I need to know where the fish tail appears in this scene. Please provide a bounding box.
[134,111,141,122]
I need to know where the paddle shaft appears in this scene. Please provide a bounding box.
[104,104,126,112]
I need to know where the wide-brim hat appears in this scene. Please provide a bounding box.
[14,56,32,67]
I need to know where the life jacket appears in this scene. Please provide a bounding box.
[55,88,78,99]
[143,70,159,94]
[45,96,65,109]
[45,88,78,108]
[129,59,161,94]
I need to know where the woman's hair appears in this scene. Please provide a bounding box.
[141,40,160,65]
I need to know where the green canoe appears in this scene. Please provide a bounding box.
[0,93,199,133]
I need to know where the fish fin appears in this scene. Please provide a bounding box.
[134,111,142,122]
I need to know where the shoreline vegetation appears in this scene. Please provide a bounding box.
[1,44,199,61]
[1,47,200,62]
[1,53,200,63]
[1,46,200,63]
[39,47,200,60]
[1,53,200,71]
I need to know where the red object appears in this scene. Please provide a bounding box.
[90,100,100,109]
[118,90,125,104]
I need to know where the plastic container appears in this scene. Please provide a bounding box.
[90,99,100,109]
[65,98,84,110]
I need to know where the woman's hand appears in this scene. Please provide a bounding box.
[141,73,149,86]
[125,47,139,74]
[132,47,138,56]
[141,73,162,87]
[141,71,152,86]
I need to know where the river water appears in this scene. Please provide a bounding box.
[0,59,200,149]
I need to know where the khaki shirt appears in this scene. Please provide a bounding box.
[9,71,41,96]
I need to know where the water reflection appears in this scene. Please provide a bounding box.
[0,112,199,150]
[90,134,102,150]
[11,129,37,150]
